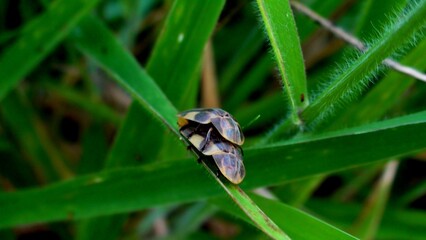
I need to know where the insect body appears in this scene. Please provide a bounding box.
[178,108,245,184]
[178,108,244,145]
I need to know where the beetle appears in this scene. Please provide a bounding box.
[179,122,245,184]
[177,108,244,145]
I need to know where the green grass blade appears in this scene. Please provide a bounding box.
[73,2,224,238]
[2,110,426,227]
[41,81,122,126]
[69,14,169,240]
[234,92,285,131]
[350,161,398,239]
[202,162,290,239]
[219,28,264,94]
[276,0,412,208]
[211,194,358,240]
[274,177,324,207]
[225,54,273,111]
[0,0,100,100]
[97,0,225,169]
[117,0,225,166]
[147,0,225,110]
[1,91,72,182]
[301,1,426,128]
[329,37,426,130]
[170,202,216,236]
[355,0,407,40]
[295,0,343,42]
[268,1,426,140]
[71,16,179,134]
[307,199,426,240]
[118,0,157,49]
[332,164,383,201]
[78,123,108,174]
[395,180,426,207]
[256,0,308,125]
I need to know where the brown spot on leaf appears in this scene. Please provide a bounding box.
[67,211,74,220]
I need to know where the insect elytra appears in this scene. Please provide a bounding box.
[178,108,245,184]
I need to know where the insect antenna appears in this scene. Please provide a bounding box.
[241,114,261,130]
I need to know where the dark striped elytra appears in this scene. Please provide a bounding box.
[177,108,244,145]
[178,110,246,184]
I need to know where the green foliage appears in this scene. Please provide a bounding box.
[0,0,100,100]
[256,0,308,125]
[0,0,425,239]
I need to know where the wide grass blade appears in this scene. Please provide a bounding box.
[256,0,308,126]
[2,110,426,228]
[0,0,100,100]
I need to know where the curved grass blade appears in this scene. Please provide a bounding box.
[211,194,358,240]
[2,110,426,228]
[201,162,290,240]
[180,136,289,239]
[307,199,426,240]
[0,0,100,101]
[256,0,308,126]
[71,16,179,134]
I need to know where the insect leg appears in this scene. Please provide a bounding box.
[200,127,213,152]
